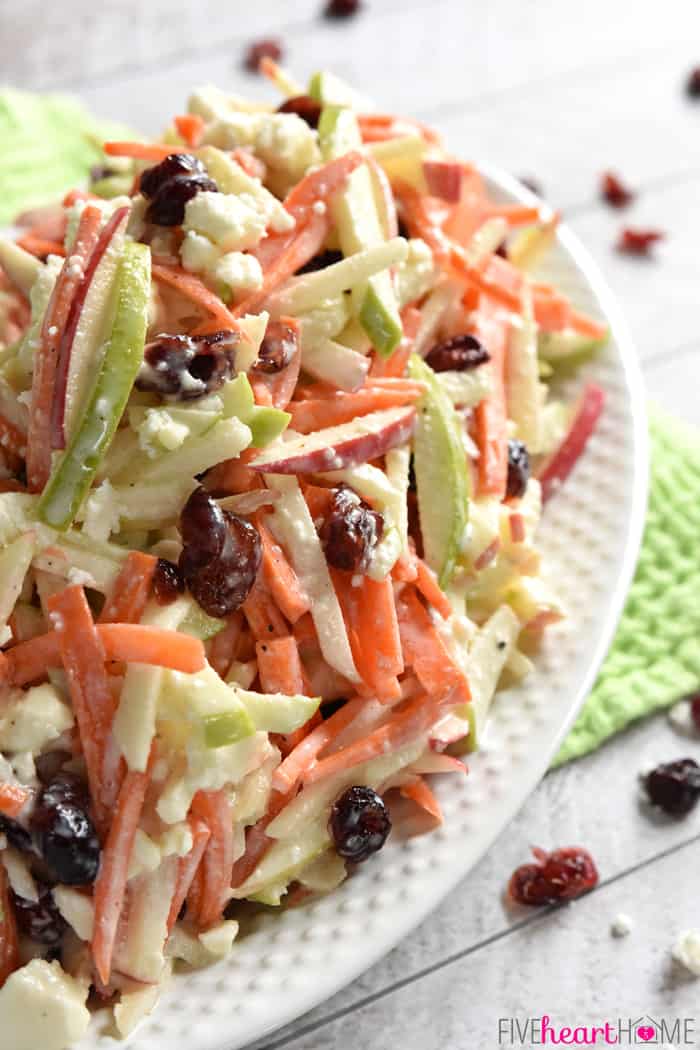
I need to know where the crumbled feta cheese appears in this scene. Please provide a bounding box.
[254,113,320,181]
[138,407,191,456]
[184,191,267,252]
[0,684,73,753]
[672,929,700,976]
[67,567,96,588]
[396,238,436,307]
[82,479,121,543]
[214,250,263,296]
[610,913,633,938]
[0,959,91,1050]
[180,230,220,274]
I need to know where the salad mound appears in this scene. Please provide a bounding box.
[0,63,606,1048]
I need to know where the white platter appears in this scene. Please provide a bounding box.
[79,165,648,1050]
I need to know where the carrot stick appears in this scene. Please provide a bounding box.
[0,783,31,819]
[167,818,211,933]
[151,263,240,331]
[414,557,452,619]
[292,612,317,649]
[26,205,103,491]
[256,636,305,695]
[235,211,328,317]
[568,308,608,340]
[104,141,188,161]
[287,384,423,433]
[304,691,454,785]
[99,551,157,624]
[204,447,261,495]
[473,312,509,499]
[0,865,19,989]
[6,622,206,686]
[186,862,205,924]
[449,247,522,313]
[174,114,204,148]
[399,776,443,821]
[332,572,403,702]
[272,697,366,794]
[230,786,294,889]
[257,517,310,624]
[15,234,66,259]
[394,180,449,258]
[92,764,151,984]
[208,611,244,679]
[190,790,235,929]
[248,316,301,409]
[396,588,471,704]
[48,586,115,832]
[483,204,542,226]
[242,577,288,640]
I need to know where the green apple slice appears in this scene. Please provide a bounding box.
[408,354,469,589]
[318,104,403,357]
[203,709,256,749]
[309,70,371,109]
[38,242,150,529]
[220,372,290,447]
[537,328,608,363]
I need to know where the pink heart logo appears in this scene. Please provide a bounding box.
[637,1026,655,1042]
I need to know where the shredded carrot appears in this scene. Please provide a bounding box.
[533,284,572,332]
[568,308,608,340]
[484,203,542,226]
[186,862,205,924]
[302,484,334,522]
[399,777,443,822]
[174,114,204,148]
[230,786,294,888]
[414,557,452,619]
[394,180,449,258]
[151,263,241,331]
[104,141,188,161]
[190,790,235,929]
[0,865,19,989]
[92,764,152,985]
[7,622,205,686]
[304,690,454,785]
[392,552,419,583]
[26,205,103,491]
[47,586,116,833]
[473,311,509,499]
[332,571,403,702]
[248,316,301,409]
[99,551,157,624]
[208,611,244,679]
[204,447,261,495]
[15,234,65,259]
[0,783,31,819]
[257,517,310,624]
[236,211,328,316]
[292,612,317,649]
[272,697,366,794]
[256,635,305,695]
[0,414,26,460]
[242,577,289,640]
[288,382,423,433]
[509,512,526,543]
[167,817,211,933]
[449,246,522,313]
[370,306,421,378]
[230,147,266,180]
[396,588,471,704]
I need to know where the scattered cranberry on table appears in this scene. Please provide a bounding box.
[518,175,543,197]
[691,694,700,733]
[508,846,599,906]
[685,67,700,98]
[616,227,665,256]
[324,0,362,18]
[644,758,700,816]
[244,38,283,72]
[600,171,635,208]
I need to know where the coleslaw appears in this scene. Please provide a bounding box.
[0,64,607,1049]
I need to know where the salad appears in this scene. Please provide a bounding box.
[0,61,606,1049]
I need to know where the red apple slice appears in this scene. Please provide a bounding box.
[423,160,463,203]
[538,383,605,502]
[50,205,129,449]
[249,405,416,475]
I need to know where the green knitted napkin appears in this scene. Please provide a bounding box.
[0,90,129,225]
[554,405,700,765]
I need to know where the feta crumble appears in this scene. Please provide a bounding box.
[672,929,700,976]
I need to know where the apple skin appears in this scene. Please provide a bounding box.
[249,406,416,475]
[423,160,463,203]
[50,205,130,449]
[538,383,605,502]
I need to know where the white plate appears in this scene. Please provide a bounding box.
[79,167,647,1050]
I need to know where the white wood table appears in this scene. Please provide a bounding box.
[2,1,700,1044]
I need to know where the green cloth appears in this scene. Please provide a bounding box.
[0,90,128,225]
[555,406,700,765]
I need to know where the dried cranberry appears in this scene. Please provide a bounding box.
[179,487,262,617]
[146,174,218,226]
[319,487,383,573]
[506,439,530,500]
[153,558,185,605]
[277,95,323,128]
[519,175,542,197]
[0,815,34,854]
[12,883,66,947]
[691,695,700,733]
[508,846,599,906]
[31,775,100,886]
[244,38,283,72]
[90,164,118,183]
[324,0,362,17]
[296,249,344,275]
[685,67,700,98]
[330,786,391,862]
[425,334,490,373]
[617,228,665,256]
[252,320,298,374]
[140,153,206,198]
[35,751,72,786]
[600,171,635,208]
[136,331,239,400]
[644,758,700,816]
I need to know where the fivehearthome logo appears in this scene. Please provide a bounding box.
[498,1015,697,1045]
